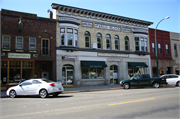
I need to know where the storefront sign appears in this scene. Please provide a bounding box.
[59,17,79,23]
[95,24,121,31]
[98,53,128,57]
[123,28,131,33]
[8,53,31,59]
[81,21,93,27]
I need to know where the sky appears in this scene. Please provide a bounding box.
[0,0,179,33]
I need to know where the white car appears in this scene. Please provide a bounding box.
[6,78,64,98]
[160,74,180,86]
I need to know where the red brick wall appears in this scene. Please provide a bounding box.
[149,28,172,60]
[1,9,57,80]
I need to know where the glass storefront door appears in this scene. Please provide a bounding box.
[110,65,118,85]
[66,69,73,85]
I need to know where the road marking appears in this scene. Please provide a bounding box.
[109,98,156,106]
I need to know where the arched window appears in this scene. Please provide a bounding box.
[106,34,111,50]
[85,31,90,48]
[97,33,102,49]
[125,36,129,51]
[114,35,119,50]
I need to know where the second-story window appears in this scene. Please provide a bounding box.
[158,43,162,54]
[152,43,155,53]
[114,35,119,50]
[166,44,169,54]
[16,36,23,49]
[85,31,90,48]
[60,28,65,45]
[67,29,73,46]
[125,36,129,51]
[106,34,111,50]
[29,38,36,50]
[174,44,177,55]
[60,28,78,47]
[42,39,49,55]
[135,37,139,51]
[97,33,102,49]
[2,35,10,49]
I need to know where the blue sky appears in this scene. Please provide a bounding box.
[1,0,179,33]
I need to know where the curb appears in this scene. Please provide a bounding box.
[63,87,123,94]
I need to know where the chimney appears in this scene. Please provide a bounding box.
[47,9,53,19]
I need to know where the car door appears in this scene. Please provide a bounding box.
[140,74,151,86]
[26,80,42,95]
[167,75,178,85]
[18,80,32,95]
[130,75,141,86]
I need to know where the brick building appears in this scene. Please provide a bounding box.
[149,28,173,76]
[1,9,56,91]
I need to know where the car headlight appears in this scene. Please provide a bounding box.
[120,81,122,85]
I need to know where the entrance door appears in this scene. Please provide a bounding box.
[110,65,118,85]
[66,69,73,85]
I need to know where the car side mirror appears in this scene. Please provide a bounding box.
[19,84,22,87]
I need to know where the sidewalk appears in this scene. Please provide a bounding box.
[1,84,122,98]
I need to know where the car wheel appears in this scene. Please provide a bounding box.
[9,90,16,98]
[153,82,160,88]
[123,83,130,89]
[53,93,59,97]
[39,89,48,98]
[176,81,180,87]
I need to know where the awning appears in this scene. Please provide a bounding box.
[81,61,107,67]
[128,62,148,68]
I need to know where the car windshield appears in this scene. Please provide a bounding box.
[42,79,54,83]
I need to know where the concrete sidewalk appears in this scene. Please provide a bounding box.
[1,84,122,97]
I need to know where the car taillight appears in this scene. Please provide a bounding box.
[164,78,166,81]
[50,83,55,87]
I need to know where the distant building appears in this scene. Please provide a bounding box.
[149,28,173,77]
[51,3,153,87]
[170,32,180,75]
[1,9,56,91]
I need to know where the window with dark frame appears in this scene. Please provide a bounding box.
[152,43,155,53]
[114,35,119,50]
[106,34,111,50]
[42,39,49,55]
[166,44,169,54]
[97,33,102,49]
[2,35,10,49]
[85,31,90,48]
[125,36,129,51]
[174,44,177,55]
[158,43,162,54]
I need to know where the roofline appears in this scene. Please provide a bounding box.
[51,3,153,26]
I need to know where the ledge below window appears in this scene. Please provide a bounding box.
[16,49,24,52]
[1,48,11,51]
[29,50,37,53]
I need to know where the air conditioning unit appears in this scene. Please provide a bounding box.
[92,42,97,49]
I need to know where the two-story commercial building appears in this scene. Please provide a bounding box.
[51,3,153,87]
[1,9,56,91]
[149,28,173,77]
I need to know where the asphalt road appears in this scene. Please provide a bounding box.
[1,86,180,119]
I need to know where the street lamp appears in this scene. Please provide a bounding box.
[155,16,170,77]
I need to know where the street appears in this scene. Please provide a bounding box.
[1,86,180,119]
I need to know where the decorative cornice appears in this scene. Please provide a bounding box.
[52,3,153,27]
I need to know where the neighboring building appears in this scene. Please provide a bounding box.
[1,9,56,91]
[149,28,173,77]
[170,32,180,75]
[51,3,153,87]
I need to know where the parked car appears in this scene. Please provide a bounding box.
[6,78,64,98]
[120,74,167,89]
[160,74,180,86]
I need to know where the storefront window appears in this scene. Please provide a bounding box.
[1,60,34,85]
[128,67,146,78]
[82,67,104,79]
